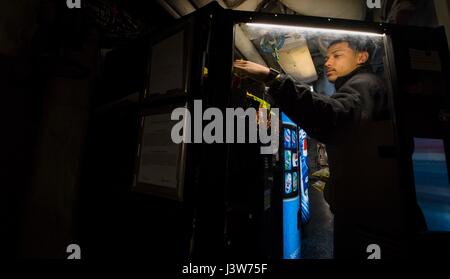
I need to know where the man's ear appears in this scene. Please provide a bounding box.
[357,51,369,65]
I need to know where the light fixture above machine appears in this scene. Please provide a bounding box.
[245,23,385,37]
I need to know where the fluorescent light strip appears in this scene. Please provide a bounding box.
[246,23,385,37]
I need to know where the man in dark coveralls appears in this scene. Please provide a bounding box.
[234,37,427,259]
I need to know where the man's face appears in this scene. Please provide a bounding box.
[324,42,368,82]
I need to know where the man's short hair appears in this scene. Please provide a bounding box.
[328,37,375,64]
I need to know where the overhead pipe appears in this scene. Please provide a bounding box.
[234,25,267,66]
[156,0,181,18]
[166,0,196,16]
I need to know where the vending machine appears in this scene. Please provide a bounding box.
[281,113,302,259]
[133,2,450,260]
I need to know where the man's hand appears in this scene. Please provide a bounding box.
[233,60,270,82]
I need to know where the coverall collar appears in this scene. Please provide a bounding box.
[334,65,374,91]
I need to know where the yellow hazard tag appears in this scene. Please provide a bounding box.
[246,91,271,109]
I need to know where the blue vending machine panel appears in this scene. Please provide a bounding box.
[412,138,450,231]
[283,196,301,259]
[281,113,301,259]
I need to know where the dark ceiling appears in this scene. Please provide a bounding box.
[115,0,175,27]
